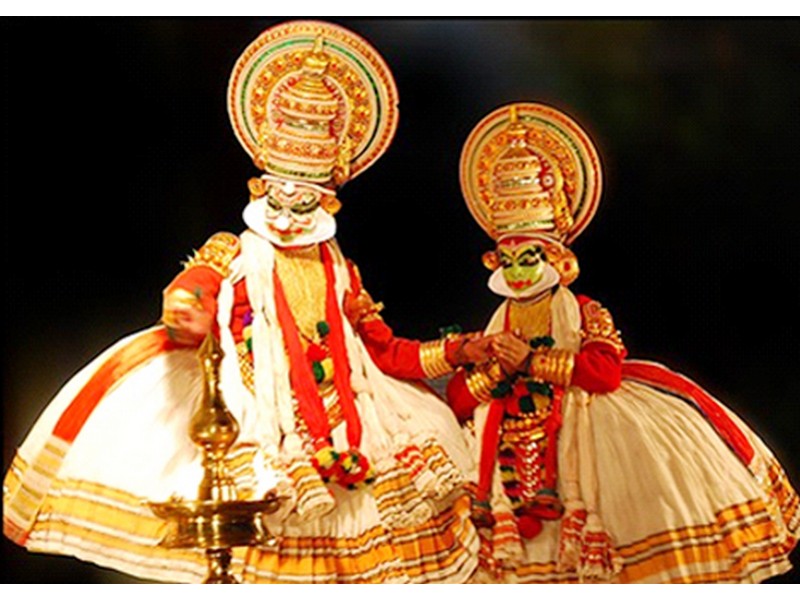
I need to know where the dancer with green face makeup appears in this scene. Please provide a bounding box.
[449,102,798,583]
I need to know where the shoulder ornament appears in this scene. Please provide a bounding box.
[580,299,625,354]
[183,232,240,277]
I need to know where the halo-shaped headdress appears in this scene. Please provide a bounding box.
[460,102,602,246]
[228,21,399,186]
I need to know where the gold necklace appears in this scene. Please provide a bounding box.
[508,293,552,340]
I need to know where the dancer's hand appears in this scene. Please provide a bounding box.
[447,333,496,366]
[162,289,213,346]
[343,288,383,328]
[492,331,531,375]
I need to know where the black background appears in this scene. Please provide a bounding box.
[2,18,798,583]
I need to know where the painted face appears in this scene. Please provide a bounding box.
[262,179,325,242]
[498,239,546,293]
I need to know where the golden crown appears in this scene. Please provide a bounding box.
[460,103,602,245]
[228,21,399,187]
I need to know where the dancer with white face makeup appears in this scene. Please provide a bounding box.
[449,102,799,583]
[3,21,493,584]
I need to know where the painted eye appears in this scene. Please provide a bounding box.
[290,202,317,215]
[266,194,283,211]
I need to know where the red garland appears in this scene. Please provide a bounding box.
[273,271,330,442]
[272,243,362,451]
[320,243,362,449]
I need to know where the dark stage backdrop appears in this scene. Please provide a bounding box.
[2,19,798,583]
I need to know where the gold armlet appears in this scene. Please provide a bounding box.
[529,349,574,387]
[419,339,454,379]
[162,288,204,327]
[464,360,505,403]
[580,299,625,354]
[182,232,240,278]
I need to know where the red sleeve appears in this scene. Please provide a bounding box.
[571,294,626,393]
[357,318,427,380]
[445,370,481,423]
[572,342,623,393]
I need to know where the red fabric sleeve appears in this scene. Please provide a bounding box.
[445,370,481,423]
[572,341,623,393]
[358,319,426,380]
[571,294,625,393]
[163,265,224,342]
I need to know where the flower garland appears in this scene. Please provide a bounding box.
[476,334,565,538]
[272,243,375,490]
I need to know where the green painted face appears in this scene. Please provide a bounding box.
[499,240,546,293]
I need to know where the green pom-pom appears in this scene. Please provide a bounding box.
[526,380,551,396]
[438,324,463,338]
[519,395,536,413]
[529,336,555,349]
[316,321,330,337]
[491,380,512,398]
[245,338,253,353]
[312,361,325,383]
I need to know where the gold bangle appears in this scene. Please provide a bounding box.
[464,360,504,403]
[419,339,453,379]
[529,348,574,387]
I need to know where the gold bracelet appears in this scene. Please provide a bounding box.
[529,348,574,387]
[464,360,504,403]
[419,339,453,379]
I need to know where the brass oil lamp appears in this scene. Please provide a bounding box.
[149,333,285,583]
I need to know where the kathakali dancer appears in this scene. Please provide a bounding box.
[450,102,799,583]
[3,21,486,583]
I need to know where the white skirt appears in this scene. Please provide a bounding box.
[470,379,798,583]
[3,327,478,583]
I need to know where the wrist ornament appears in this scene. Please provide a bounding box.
[420,338,454,379]
[464,359,506,403]
[528,348,574,387]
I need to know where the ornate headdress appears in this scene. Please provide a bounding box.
[228,21,399,188]
[460,102,603,285]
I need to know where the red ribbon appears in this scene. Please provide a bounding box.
[272,243,362,449]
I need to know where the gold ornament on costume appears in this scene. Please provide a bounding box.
[580,299,625,354]
[460,102,602,246]
[541,242,580,286]
[183,232,241,278]
[228,21,399,186]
